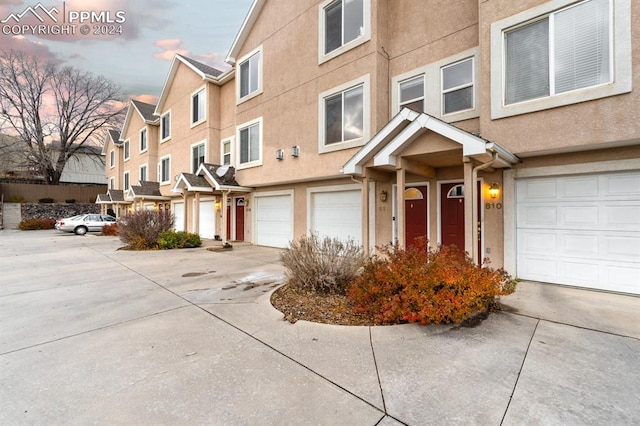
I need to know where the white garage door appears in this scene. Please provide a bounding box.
[310,189,362,244]
[516,171,640,294]
[198,201,216,239]
[255,194,292,248]
[173,202,185,232]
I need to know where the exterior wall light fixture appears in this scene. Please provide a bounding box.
[489,182,500,199]
[380,190,388,202]
[291,146,300,157]
[276,149,285,160]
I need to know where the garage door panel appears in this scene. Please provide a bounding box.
[255,194,292,248]
[173,203,184,232]
[310,190,361,244]
[517,171,640,294]
[199,201,216,239]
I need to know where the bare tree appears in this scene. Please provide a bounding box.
[0,50,125,184]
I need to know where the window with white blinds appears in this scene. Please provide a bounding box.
[504,0,611,105]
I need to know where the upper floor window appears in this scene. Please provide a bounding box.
[191,141,205,173]
[159,156,171,184]
[319,0,370,63]
[442,57,474,114]
[491,0,630,119]
[238,47,262,101]
[139,164,147,182]
[109,177,115,190]
[109,150,115,168]
[123,171,130,190]
[221,139,232,166]
[139,128,147,152]
[237,118,262,169]
[123,140,130,161]
[161,111,171,142]
[191,88,206,125]
[399,75,425,113]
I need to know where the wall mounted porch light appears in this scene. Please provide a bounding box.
[379,190,388,202]
[489,182,500,199]
[215,200,222,211]
[291,146,300,157]
[276,149,285,160]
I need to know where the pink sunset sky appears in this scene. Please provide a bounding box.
[0,0,254,104]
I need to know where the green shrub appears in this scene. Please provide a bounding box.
[157,230,202,249]
[101,223,118,236]
[347,238,517,325]
[117,210,174,250]
[19,218,56,230]
[38,197,55,203]
[280,233,366,295]
[8,195,25,203]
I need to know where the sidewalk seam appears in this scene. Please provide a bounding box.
[500,318,539,425]
[369,326,387,413]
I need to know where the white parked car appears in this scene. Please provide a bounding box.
[55,214,117,235]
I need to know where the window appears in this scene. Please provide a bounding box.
[191,88,206,125]
[139,128,147,152]
[161,111,171,141]
[139,164,147,182]
[325,85,363,145]
[123,171,130,190]
[191,141,205,173]
[319,0,370,62]
[491,0,630,118]
[109,150,115,168]
[109,177,115,190]
[123,140,130,160]
[237,118,262,168]
[399,75,425,113]
[221,139,232,165]
[238,48,262,100]
[159,156,170,184]
[442,58,474,114]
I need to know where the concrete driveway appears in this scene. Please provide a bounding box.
[1,230,638,425]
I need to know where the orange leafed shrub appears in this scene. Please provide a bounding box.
[101,223,118,236]
[347,238,516,325]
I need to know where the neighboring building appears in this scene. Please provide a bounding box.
[103,0,640,295]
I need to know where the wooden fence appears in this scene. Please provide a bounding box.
[0,182,107,203]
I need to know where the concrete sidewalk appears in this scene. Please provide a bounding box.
[0,230,638,425]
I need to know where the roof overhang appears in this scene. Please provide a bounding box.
[197,164,253,192]
[342,108,519,175]
[172,173,214,193]
[225,0,266,65]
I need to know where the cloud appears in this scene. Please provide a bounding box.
[130,94,159,105]
[153,38,188,61]
[0,35,62,63]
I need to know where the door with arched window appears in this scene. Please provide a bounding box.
[440,181,482,259]
[405,186,427,246]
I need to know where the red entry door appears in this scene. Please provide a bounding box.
[235,198,245,241]
[405,186,427,247]
[440,182,482,260]
[441,182,465,250]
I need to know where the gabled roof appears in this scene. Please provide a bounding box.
[128,181,169,200]
[95,193,110,204]
[226,0,266,64]
[120,99,159,142]
[102,129,122,154]
[342,108,520,175]
[106,189,127,203]
[154,54,232,115]
[172,163,253,194]
[173,173,213,193]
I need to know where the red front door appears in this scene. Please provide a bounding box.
[440,181,482,260]
[441,182,465,250]
[405,186,427,246]
[235,198,245,241]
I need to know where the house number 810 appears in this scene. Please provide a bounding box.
[485,203,502,209]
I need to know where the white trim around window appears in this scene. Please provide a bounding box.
[236,45,263,104]
[190,86,207,128]
[318,74,370,154]
[391,47,479,122]
[109,177,115,190]
[139,127,148,153]
[123,139,130,161]
[236,117,263,170]
[109,149,115,168]
[221,137,234,166]
[190,139,207,173]
[490,0,632,119]
[139,163,148,183]
[318,0,371,64]
[160,110,171,142]
[123,171,130,191]
[158,155,171,185]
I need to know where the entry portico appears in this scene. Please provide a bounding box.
[343,108,519,263]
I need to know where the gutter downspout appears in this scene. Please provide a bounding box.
[222,188,232,242]
[471,153,499,265]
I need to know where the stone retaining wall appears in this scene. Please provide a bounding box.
[21,203,101,220]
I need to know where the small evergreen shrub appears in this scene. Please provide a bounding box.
[19,218,56,230]
[117,210,174,250]
[38,197,55,203]
[101,223,118,236]
[280,233,366,295]
[157,230,202,249]
[347,238,517,325]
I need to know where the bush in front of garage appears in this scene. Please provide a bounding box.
[280,233,366,295]
[101,223,118,236]
[117,210,174,250]
[157,230,202,249]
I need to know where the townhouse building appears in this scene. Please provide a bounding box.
[100,0,640,295]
